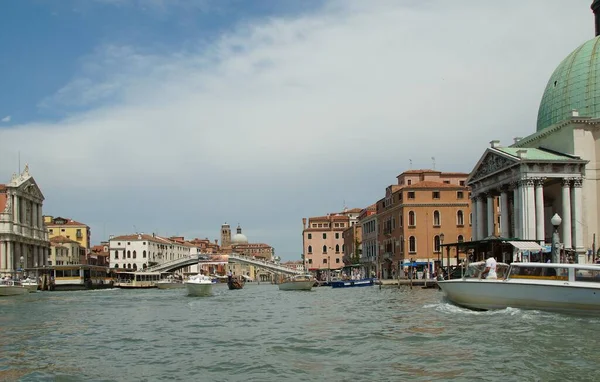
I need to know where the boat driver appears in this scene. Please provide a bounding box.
[481,256,498,279]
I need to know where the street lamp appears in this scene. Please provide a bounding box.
[551,213,562,264]
[19,255,24,278]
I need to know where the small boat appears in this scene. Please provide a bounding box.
[185,273,213,296]
[438,261,600,315]
[279,274,314,291]
[227,276,244,290]
[21,278,39,293]
[0,279,29,296]
[331,278,375,289]
[157,275,185,289]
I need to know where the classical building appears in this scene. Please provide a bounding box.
[49,236,82,265]
[0,166,50,276]
[376,169,471,278]
[302,208,361,271]
[108,233,187,271]
[469,2,600,263]
[44,215,91,251]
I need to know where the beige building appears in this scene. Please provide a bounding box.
[0,166,50,276]
[44,216,91,251]
[376,169,472,278]
[49,236,83,265]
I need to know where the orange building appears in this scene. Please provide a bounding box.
[342,220,362,266]
[376,169,472,278]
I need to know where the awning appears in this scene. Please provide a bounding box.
[507,241,543,252]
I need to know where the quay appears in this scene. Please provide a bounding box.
[379,279,438,288]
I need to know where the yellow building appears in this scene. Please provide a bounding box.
[49,236,84,265]
[44,216,91,250]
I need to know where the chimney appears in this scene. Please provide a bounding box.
[302,218,307,229]
[516,149,527,159]
[593,1,600,36]
[489,140,501,148]
[513,137,523,144]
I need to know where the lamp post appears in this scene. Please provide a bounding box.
[439,233,445,274]
[551,213,562,264]
[19,255,24,279]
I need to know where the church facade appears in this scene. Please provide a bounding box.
[469,3,600,263]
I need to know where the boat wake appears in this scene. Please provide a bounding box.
[425,301,531,317]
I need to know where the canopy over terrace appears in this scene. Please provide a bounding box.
[441,236,544,266]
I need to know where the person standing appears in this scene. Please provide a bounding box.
[481,256,497,279]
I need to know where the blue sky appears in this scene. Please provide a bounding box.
[0,0,593,259]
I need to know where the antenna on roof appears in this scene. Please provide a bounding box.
[431,156,436,170]
[409,159,412,169]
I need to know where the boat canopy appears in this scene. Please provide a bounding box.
[507,241,543,252]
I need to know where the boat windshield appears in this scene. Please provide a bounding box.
[508,264,569,280]
[461,261,510,279]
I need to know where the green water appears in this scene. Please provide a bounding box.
[1,284,599,381]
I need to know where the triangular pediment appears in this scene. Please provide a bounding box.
[468,149,519,183]
[16,178,45,201]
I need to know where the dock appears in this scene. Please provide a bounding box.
[379,279,438,288]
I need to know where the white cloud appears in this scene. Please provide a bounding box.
[1,116,10,122]
[0,0,593,256]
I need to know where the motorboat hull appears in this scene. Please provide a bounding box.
[331,278,375,289]
[157,282,185,290]
[0,285,29,296]
[278,280,314,291]
[438,279,600,314]
[185,282,213,296]
[21,282,39,293]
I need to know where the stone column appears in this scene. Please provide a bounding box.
[572,178,584,251]
[512,181,521,239]
[38,204,43,229]
[500,188,510,238]
[476,195,485,240]
[32,201,38,229]
[535,178,545,244]
[486,193,495,237]
[0,241,4,272]
[7,242,13,272]
[523,179,536,241]
[562,178,572,249]
[471,197,478,240]
[13,195,19,224]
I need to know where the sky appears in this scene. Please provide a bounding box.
[0,0,594,260]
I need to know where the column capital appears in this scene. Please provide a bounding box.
[533,177,546,187]
[562,178,572,187]
[520,178,535,187]
[572,177,584,188]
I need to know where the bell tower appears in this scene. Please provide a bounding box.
[221,223,231,248]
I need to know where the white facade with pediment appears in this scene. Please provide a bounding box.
[0,165,50,276]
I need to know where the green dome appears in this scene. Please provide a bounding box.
[537,36,600,131]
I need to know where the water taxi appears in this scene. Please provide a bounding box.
[438,262,600,315]
[0,279,29,296]
[185,273,213,296]
[279,274,314,291]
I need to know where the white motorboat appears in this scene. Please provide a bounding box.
[157,275,185,290]
[438,262,600,315]
[21,278,39,293]
[185,274,213,296]
[279,274,314,291]
[0,279,29,296]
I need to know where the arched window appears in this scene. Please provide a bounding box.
[335,244,340,253]
[433,210,440,226]
[115,264,119,268]
[400,236,404,253]
[143,250,147,258]
[127,250,131,258]
[323,245,327,253]
[114,250,119,259]
[127,263,131,269]
[143,263,147,269]
[308,245,313,253]
[458,235,464,243]
[133,250,137,259]
[408,211,416,226]
[342,244,345,252]
[434,235,441,252]
[457,210,464,225]
[409,236,416,252]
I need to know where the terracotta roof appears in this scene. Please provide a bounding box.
[0,193,6,213]
[95,251,110,257]
[50,235,80,245]
[366,204,376,211]
[110,234,172,244]
[344,208,363,213]
[0,184,6,191]
[407,180,465,189]
[309,215,350,221]
[400,169,440,174]
[46,217,88,227]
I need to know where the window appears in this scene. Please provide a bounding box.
[336,258,340,263]
[457,210,464,226]
[335,233,339,239]
[307,233,312,240]
[308,245,312,254]
[143,250,147,258]
[133,264,137,270]
[408,180,412,185]
[399,214,403,227]
[457,191,464,199]
[443,180,450,184]
[322,259,327,264]
[49,229,53,234]
[408,191,415,199]
[335,244,340,253]
[114,264,118,268]
[434,235,441,252]
[308,259,312,264]
[143,242,146,245]
[61,228,65,232]
[469,212,472,225]
[342,244,345,252]
[432,191,440,199]
[409,236,416,253]
[458,235,464,243]
[433,210,440,226]
[460,180,465,186]
[408,211,416,226]
[127,242,131,245]
[322,233,327,239]
[114,250,119,259]
[133,250,137,259]
[76,229,82,238]
[322,245,327,253]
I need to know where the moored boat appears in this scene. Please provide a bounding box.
[438,262,600,315]
[331,278,375,289]
[0,279,29,296]
[279,274,314,291]
[185,273,213,296]
[21,278,39,292]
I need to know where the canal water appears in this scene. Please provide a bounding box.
[1,284,599,381]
